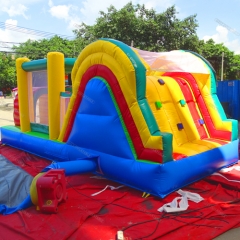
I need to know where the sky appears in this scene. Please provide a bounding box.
[0,0,240,54]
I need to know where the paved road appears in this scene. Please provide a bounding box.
[0,97,14,127]
[0,97,14,140]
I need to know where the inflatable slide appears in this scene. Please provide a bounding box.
[0,38,238,214]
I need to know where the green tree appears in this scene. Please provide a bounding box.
[201,39,240,80]
[73,3,200,52]
[12,36,84,60]
[0,53,16,94]
[11,2,240,80]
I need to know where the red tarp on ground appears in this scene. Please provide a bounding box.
[1,144,240,240]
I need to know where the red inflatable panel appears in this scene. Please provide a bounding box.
[13,95,20,126]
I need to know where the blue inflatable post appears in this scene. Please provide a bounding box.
[43,158,98,176]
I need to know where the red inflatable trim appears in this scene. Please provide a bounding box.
[173,77,208,139]
[163,72,231,141]
[64,65,166,163]
[202,138,228,145]
[13,95,20,126]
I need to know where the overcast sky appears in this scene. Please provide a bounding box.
[0,0,240,54]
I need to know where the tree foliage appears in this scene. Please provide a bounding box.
[12,36,84,60]
[200,39,240,80]
[74,3,200,52]
[11,1,240,80]
[0,53,16,93]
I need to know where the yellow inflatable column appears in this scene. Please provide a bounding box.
[47,52,65,140]
[16,58,31,132]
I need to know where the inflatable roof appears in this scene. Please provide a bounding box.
[0,38,238,214]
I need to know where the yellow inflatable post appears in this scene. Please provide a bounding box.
[47,52,65,140]
[16,58,31,132]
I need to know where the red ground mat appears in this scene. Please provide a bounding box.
[1,144,240,240]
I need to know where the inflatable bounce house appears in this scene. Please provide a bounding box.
[0,38,239,214]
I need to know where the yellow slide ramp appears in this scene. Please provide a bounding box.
[146,75,222,156]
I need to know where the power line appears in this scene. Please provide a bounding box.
[0,41,21,44]
[0,46,13,49]
[0,50,77,58]
[0,51,33,55]
[0,21,75,40]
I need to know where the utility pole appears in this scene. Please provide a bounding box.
[221,52,224,81]
[74,43,76,57]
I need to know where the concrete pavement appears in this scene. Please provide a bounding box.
[0,97,14,140]
[0,97,14,127]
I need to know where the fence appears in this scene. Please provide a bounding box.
[217,80,240,120]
